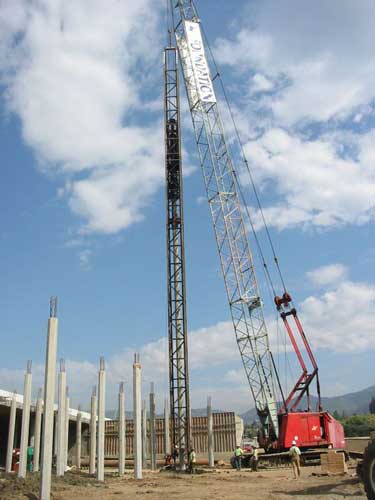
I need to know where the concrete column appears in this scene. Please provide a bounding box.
[64,388,70,471]
[207,396,214,467]
[89,386,97,475]
[76,406,82,468]
[40,300,58,500]
[141,400,147,469]
[33,388,43,472]
[164,398,171,457]
[6,392,17,473]
[18,360,32,478]
[133,354,142,480]
[118,382,125,475]
[56,360,66,476]
[149,383,156,471]
[97,357,106,482]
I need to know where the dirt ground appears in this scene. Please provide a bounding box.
[0,464,367,500]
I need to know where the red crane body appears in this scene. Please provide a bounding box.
[263,292,346,451]
[278,411,345,450]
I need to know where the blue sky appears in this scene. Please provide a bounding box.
[0,0,374,414]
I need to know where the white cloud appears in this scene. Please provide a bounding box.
[212,2,375,232]
[215,0,375,125]
[0,363,46,401]
[1,273,374,412]
[78,249,92,270]
[251,73,273,93]
[306,264,348,287]
[243,128,375,230]
[67,127,164,234]
[225,369,245,385]
[300,279,375,352]
[359,130,375,167]
[0,0,165,235]
[0,0,28,69]
[0,319,239,411]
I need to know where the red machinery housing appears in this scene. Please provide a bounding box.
[278,411,345,450]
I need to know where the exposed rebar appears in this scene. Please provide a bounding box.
[100,357,105,371]
[49,297,58,318]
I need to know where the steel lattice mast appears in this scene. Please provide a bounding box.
[171,0,279,438]
[164,45,191,467]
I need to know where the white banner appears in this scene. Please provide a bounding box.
[176,32,199,106]
[184,20,216,104]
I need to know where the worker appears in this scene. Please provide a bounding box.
[27,446,34,472]
[289,440,301,479]
[234,445,244,471]
[251,446,259,472]
[188,448,196,474]
[172,445,179,465]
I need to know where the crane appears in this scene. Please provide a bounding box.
[164,44,191,467]
[171,0,278,443]
[169,0,345,453]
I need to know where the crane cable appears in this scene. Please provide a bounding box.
[195,9,289,298]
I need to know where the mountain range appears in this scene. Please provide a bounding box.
[103,386,375,422]
[240,385,375,424]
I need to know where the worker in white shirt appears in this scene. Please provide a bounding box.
[289,440,301,479]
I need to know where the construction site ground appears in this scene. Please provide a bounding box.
[0,463,367,500]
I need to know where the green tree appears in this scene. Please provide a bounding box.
[369,397,375,414]
[333,410,341,420]
[342,414,375,437]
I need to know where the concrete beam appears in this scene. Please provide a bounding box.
[40,301,58,500]
[133,354,142,480]
[118,382,125,475]
[76,406,82,468]
[33,388,43,472]
[207,396,214,467]
[141,399,147,470]
[149,383,156,471]
[97,357,106,482]
[164,398,171,457]
[18,360,32,478]
[64,388,70,471]
[56,360,66,476]
[89,386,97,475]
[5,392,17,473]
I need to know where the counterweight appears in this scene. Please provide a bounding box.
[172,0,279,438]
[164,46,191,466]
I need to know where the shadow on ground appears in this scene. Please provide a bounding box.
[273,477,364,497]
